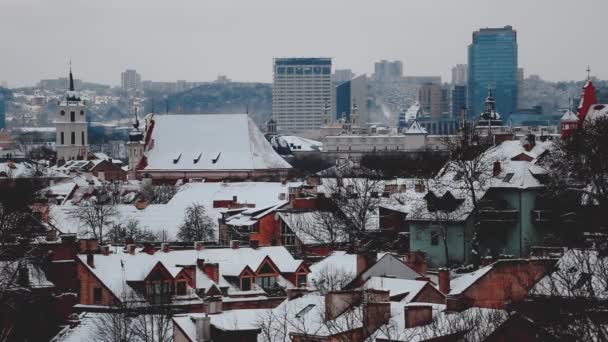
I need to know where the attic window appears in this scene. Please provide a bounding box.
[502,173,515,183]
[173,153,182,164]
[295,304,316,318]
[193,153,202,164]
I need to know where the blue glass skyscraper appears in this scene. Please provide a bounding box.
[467,26,518,120]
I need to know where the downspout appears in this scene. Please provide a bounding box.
[519,189,523,257]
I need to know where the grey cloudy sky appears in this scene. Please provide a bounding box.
[1,0,606,87]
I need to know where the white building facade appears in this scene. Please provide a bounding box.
[55,70,88,162]
[272,58,332,133]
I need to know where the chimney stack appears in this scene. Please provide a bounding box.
[46,229,58,242]
[438,268,450,294]
[493,161,502,177]
[356,251,377,276]
[404,251,427,276]
[161,243,170,253]
[404,304,433,328]
[202,263,219,284]
[101,245,110,256]
[195,241,205,251]
[325,290,363,321]
[86,253,95,268]
[127,244,136,255]
[194,315,211,342]
[250,240,259,249]
[480,256,494,267]
[231,240,239,249]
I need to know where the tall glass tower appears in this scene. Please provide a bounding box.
[467,26,518,120]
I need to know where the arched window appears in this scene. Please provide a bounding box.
[60,110,65,116]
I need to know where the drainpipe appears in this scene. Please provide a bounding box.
[519,189,523,257]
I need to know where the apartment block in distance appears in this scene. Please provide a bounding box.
[272,58,332,133]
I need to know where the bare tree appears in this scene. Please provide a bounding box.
[139,182,177,204]
[438,124,494,265]
[310,266,355,295]
[105,218,156,244]
[70,187,119,245]
[177,204,215,242]
[281,210,348,250]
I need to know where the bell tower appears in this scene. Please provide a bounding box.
[55,64,88,162]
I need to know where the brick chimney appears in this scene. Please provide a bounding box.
[143,243,155,255]
[438,268,450,294]
[86,253,94,268]
[101,245,110,256]
[493,161,502,177]
[195,241,205,251]
[127,244,136,255]
[356,251,377,276]
[480,256,494,267]
[404,251,427,276]
[325,290,363,321]
[404,304,432,328]
[193,315,211,342]
[203,263,220,284]
[249,240,259,249]
[231,240,240,249]
[446,294,467,312]
[161,243,170,253]
[364,301,391,333]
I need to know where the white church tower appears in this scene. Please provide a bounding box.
[127,107,144,171]
[55,66,88,162]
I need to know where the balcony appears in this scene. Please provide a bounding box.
[477,199,518,224]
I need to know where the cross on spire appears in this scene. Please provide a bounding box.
[586,66,591,80]
[68,59,75,91]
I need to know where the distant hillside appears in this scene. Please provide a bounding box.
[145,82,272,126]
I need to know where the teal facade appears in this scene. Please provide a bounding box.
[409,187,550,268]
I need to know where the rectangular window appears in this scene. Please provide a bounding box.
[256,276,276,289]
[60,132,64,145]
[93,287,102,303]
[70,111,75,122]
[71,132,75,145]
[176,281,186,296]
[297,275,307,288]
[241,277,252,291]
[431,231,439,246]
[81,131,85,145]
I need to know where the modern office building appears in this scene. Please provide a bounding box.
[452,85,467,118]
[121,69,142,93]
[467,26,518,120]
[333,69,355,83]
[0,94,5,130]
[335,75,368,122]
[373,60,403,82]
[272,58,332,133]
[419,83,450,119]
[451,64,468,85]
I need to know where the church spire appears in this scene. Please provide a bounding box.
[69,60,75,91]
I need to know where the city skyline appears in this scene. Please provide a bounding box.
[1,0,607,87]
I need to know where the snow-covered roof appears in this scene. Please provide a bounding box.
[278,211,348,245]
[405,120,427,134]
[309,251,359,289]
[373,305,509,342]
[280,135,323,152]
[172,309,265,338]
[0,161,67,179]
[143,114,291,171]
[50,181,300,240]
[530,248,608,299]
[585,104,608,122]
[449,264,493,295]
[560,109,579,122]
[0,260,54,289]
[76,245,305,301]
[361,277,433,303]
[405,102,421,122]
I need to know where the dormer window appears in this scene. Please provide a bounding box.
[176,280,187,296]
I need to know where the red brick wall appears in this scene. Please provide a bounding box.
[76,260,119,306]
[91,161,127,181]
[461,260,551,309]
[411,283,445,304]
[250,213,281,246]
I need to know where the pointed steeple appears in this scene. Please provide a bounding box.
[69,61,75,91]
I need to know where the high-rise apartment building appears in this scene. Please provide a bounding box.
[451,64,468,85]
[335,74,368,122]
[373,60,403,82]
[55,68,88,161]
[452,85,467,118]
[467,26,518,120]
[121,69,142,93]
[419,83,449,119]
[333,69,355,83]
[272,58,332,132]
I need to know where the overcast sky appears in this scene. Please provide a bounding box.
[1,0,606,87]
